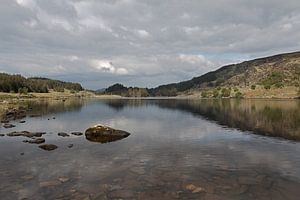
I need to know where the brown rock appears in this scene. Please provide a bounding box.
[58,177,69,183]
[23,138,45,144]
[85,125,130,143]
[58,132,69,137]
[39,180,61,187]
[7,131,45,138]
[185,184,206,193]
[109,190,135,198]
[39,144,58,151]
[3,123,15,128]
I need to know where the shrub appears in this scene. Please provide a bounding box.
[274,82,284,88]
[264,85,271,90]
[251,85,256,90]
[213,89,219,98]
[201,91,208,98]
[235,91,243,98]
[18,87,28,95]
[221,88,231,97]
[54,87,64,92]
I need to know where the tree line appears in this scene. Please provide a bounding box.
[0,73,83,93]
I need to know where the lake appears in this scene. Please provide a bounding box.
[0,98,300,200]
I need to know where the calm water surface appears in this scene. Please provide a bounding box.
[0,98,300,200]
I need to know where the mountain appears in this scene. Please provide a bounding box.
[105,51,300,98]
[0,73,83,93]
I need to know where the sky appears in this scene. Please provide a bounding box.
[0,0,300,90]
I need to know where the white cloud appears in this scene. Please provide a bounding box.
[135,29,150,38]
[66,55,79,62]
[91,60,129,75]
[178,54,212,66]
[183,26,200,34]
[16,0,36,9]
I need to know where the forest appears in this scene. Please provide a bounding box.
[0,73,83,93]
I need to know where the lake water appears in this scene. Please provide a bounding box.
[0,98,300,200]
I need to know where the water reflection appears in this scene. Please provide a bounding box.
[102,99,300,141]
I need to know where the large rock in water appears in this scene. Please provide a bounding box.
[85,125,130,143]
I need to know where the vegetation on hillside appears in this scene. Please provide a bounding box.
[104,51,300,98]
[0,73,83,93]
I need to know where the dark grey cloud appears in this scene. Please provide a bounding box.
[0,0,300,89]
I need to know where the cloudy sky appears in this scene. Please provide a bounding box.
[0,0,300,89]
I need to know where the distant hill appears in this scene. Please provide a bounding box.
[104,51,300,98]
[0,73,83,93]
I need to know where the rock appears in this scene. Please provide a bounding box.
[39,180,62,187]
[19,120,26,123]
[4,108,26,120]
[68,144,73,148]
[39,144,58,151]
[109,190,135,198]
[130,166,145,175]
[1,120,9,123]
[52,117,56,119]
[85,125,130,143]
[3,123,15,128]
[185,184,206,193]
[192,187,206,193]
[7,131,45,138]
[58,177,69,183]
[21,175,34,180]
[58,132,69,137]
[29,114,41,118]
[23,138,45,144]
[0,134,4,136]
[71,132,83,136]
[20,152,24,156]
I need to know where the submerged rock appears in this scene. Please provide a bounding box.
[185,184,206,193]
[58,132,70,137]
[7,131,45,138]
[29,114,41,118]
[0,134,4,137]
[39,180,61,187]
[3,123,16,128]
[4,108,26,121]
[85,125,130,143]
[39,144,58,151]
[68,144,73,148]
[19,120,26,123]
[23,138,45,144]
[71,132,83,136]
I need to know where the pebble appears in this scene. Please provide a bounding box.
[39,144,58,151]
[186,184,206,193]
[58,132,70,137]
[39,180,62,187]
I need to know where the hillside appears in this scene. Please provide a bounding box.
[105,51,300,98]
[0,73,83,93]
